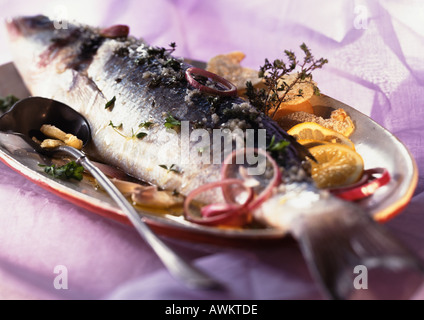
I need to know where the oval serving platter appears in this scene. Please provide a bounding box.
[0,62,418,242]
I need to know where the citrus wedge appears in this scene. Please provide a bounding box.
[270,100,315,119]
[297,139,331,149]
[308,143,364,189]
[287,122,355,150]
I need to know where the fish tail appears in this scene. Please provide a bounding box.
[291,203,424,299]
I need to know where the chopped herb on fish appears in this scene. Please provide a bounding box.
[267,135,291,152]
[139,121,153,129]
[109,121,148,140]
[115,47,129,57]
[105,96,116,110]
[159,164,180,174]
[133,130,148,140]
[108,120,123,129]
[0,94,19,112]
[108,120,127,138]
[38,161,84,181]
[164,114,181,129]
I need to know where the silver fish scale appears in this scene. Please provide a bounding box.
[9,16,307,197]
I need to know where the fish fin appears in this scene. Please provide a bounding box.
[293,204,424,300]
[286,134,316,162]
[265,120,316,162]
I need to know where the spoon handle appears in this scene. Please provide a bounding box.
[58,146,220,290]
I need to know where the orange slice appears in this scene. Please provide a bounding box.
[271,100,314,119]
[308,143,364,189]
[287,122,355,150]
[297,139,331,149]
[269,73,316,118]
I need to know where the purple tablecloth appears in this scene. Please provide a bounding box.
[0,0,424,300]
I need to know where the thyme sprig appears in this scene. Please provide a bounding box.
[246,43,328,118]
[159,164,180,174]
[108,121,148,140]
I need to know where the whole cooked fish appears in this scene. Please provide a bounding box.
[5,15,424,299]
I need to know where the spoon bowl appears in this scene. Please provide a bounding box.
[0,96,91,148]
[0,96,220,290]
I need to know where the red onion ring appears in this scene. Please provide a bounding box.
[184,178,253,226]
[220,148,282,211]
[330,168,390,201]
[100,25,130,39]
[185,67,238,97]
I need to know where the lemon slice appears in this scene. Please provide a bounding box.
[297,139,331,149]
[308,143,364,189]
[288,122,355,150]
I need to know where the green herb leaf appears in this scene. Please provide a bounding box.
[108,120,122,129]
[158,164,180,174]
[105,96,116,110]
[270,140,290,152]
[39,161,84,181]
[139,121,153,128]
[164,114,181,129]
[0,95,19,112]
[267,135,291,152]
[136,132,148,139]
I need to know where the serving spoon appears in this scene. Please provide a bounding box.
[0,96,221,290]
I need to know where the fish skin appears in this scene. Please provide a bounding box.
[5,15,305,195]
[6,15,424,299]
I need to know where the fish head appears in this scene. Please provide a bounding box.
[6,15,60,94]
[6,15,72,82]
[5,15,102,95]
[6,15,55,40]
[6,15,63,68]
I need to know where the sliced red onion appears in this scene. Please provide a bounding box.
[185,67,238,97]
[100,25,130,38]
[201,203,245,218]
[220,148,282,210]
[184,178,253,226]
[330,168,390,201]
